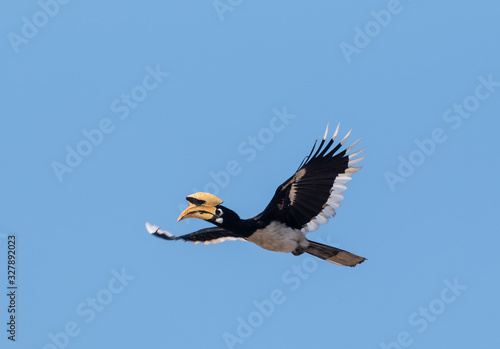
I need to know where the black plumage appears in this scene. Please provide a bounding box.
[147,124,366,267]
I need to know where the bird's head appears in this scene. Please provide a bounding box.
[177,192,226,224]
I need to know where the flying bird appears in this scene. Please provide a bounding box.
[146,124,366,266]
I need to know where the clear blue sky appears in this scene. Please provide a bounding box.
[1,1,499,348]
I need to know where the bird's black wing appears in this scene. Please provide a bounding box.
[255,124,364,233]
[146,223,245,245]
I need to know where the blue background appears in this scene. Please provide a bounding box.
[1,1,499,348]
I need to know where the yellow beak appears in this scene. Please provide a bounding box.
[177,204,217,222]
[177,192,223,222]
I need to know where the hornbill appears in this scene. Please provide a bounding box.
[146,124,366,267]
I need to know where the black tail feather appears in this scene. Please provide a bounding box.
[306,240,366,267]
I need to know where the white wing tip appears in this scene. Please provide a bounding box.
[345,166,362,174]
[348,156,365,166]
[332,123,340,140]
[145,222,173,237]
[346,139,362,154]
[340,129,352,145]
[145,222,158,234]
[348,146,365,158]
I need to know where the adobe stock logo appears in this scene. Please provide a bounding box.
[222,235,339,348]
[7,0,70,54]
[42,268,135,349]
[384,74,499,192]
[51,65,168,183]
[213,0,243,21]
[223,257,319,349]
[178,106,296,222]
[380,278,467,349]
[339,0,411,63]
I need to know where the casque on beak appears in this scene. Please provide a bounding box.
[177,192,223,222]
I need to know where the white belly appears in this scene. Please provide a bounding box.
[246,221,308,253]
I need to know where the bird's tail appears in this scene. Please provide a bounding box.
[306,240,366,267]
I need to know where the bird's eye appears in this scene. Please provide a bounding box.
[216,208,223,216]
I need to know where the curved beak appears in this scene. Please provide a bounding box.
[177,204,217,222]
[177,192,223,222]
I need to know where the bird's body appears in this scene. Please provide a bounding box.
[146,124,366,267]
[246,221,308,254]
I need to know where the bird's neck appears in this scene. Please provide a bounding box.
[218,206,261,237]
